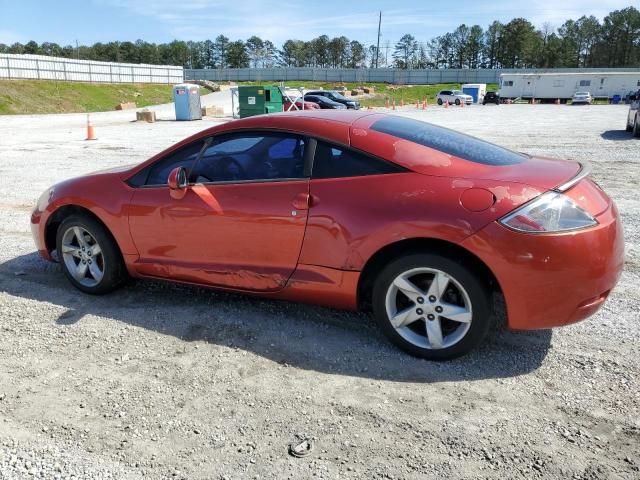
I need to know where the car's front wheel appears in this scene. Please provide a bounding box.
[56,214,127,294]
[372,253,491,360]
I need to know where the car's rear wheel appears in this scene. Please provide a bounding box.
[437,98,443,105]
[56,214,127,294]
[455,98,461,106]
[372,253,491,360]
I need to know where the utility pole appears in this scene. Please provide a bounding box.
[75,40,79,60]
[375,11,382,68]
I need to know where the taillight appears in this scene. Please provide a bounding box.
[499,192,598,233]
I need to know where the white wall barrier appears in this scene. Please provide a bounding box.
[0,54,183,84]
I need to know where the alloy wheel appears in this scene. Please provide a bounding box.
[60,226,105,287]
[384,267,472,350]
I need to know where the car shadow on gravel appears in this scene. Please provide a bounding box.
[600,130,636,141]
[0,252,552,383]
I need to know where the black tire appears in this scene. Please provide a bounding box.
[437,98,443,106]
[56,213,127,294]
[626,123,633,132]
[454,98,461,106]
[372,253,491,360]
[634,116,640,138]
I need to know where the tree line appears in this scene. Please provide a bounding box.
[1,6,638,69]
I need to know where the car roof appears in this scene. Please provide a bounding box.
[171,110,377,154]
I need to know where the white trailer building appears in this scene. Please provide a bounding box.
[498,72,640,102]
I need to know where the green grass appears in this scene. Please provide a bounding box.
[0,80,207,115]
[236,81,498,107]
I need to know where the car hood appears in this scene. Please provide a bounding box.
[88,163,138,176]
[49,164,138,191]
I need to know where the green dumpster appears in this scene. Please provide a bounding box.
[238,86,283,118]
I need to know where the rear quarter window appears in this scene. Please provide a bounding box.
[312,142,406,179]
[370,116,526,166]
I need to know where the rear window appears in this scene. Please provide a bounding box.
[370,116,526,166]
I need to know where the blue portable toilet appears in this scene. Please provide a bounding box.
[461,83,487,104]
[173,84,202,121]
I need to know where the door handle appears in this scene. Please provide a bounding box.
[292,193,311,210]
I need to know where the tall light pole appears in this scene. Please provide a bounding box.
[375,11,382,68]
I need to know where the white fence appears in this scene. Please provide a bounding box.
[185,67,640,85]
[0,54,183,84]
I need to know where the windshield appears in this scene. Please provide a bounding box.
[331,92,347,100]
[575,92,590,96]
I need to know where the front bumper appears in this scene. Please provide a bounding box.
[462,201,624,330]
[30,208,53,261]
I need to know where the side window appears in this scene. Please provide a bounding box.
[192,133,306,183]
[579,80,591,87]
[140,140,204,186]
[312,142,405,179]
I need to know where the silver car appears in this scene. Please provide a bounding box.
[436,89,473,106]
[572,92,593,105]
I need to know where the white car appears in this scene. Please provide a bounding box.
[436,89,473,106]
[626,92,639,137]
[572,92,593,105]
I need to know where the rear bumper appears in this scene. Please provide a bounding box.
[462,201,624,330]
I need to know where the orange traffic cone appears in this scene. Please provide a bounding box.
[392,99,396,111]
[422,100,426,110]
[416,101,420,109]
[555,98,560,105]
[400,99,404,107]
[460,99,464,108]
[85,114,97,141]
[444,100,449,108]
[385,98,389,108]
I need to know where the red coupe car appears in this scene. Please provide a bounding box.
[31,111,624,359]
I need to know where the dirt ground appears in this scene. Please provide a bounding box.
[0,102,638,479]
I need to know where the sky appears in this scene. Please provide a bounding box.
[0,0,634,48]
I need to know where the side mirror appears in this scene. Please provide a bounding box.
[168,166,187,190]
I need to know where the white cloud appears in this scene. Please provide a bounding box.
[95,0,636,45]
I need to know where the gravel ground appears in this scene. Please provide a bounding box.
[0,102,638,479]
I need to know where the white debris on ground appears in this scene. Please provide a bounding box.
[0,103,638,479]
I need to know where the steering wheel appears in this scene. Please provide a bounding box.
[197,155,246,182]
[220,156,246,180]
